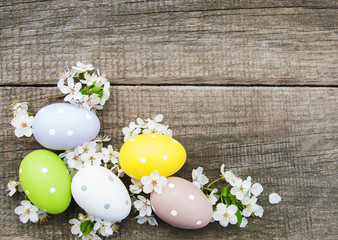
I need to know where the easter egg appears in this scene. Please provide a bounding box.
[119,134,186,179]
[32,103,100,150]
[19,150,72,214]
[71,166,131,221]
[150,177,213,229]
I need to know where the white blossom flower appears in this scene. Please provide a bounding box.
[66,147,84,170]
[100,82,110,106]
[142,120,169,135]
[135,215,158,226]
[83,72,99,86]
[240,217,248,228]
[122,122,141,142]
[11,102,28,116]
[81,231,101,240]
[96,70,107,86]
[69,218,83,237]
[101,145,119,164]
[72,62,94,73]
[69,95,90,110]
[212,203,238,227]
[37,210,48,222]
[129,178,143,194]
[230,176,252,201]
[11,114,34,137]
[141,170,167,194]
[134,195,152,217]
[93,219,115,237]
[6,180,19,196]
[88,94,101,107]
[81,141,97,155]
[254,205,264,217]
[82,151,103,167]
[241,195,259,217]
[250,182,264,197]
[192,167,209,188]
[220,164,239,186]
[58,77,82,102]
[136,117,147,128]
[111,164,124,178]
[14,200,39,223]
[269,193,281,204]
[208,188,219,205]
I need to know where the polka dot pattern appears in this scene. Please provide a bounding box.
[129,138,134,142]
[86,114,92,120]
[140,157,146,164]
[173,140,178,144]
[19,168,22,174]
[171,210,178,216]
[168,183,175,189]
[108,176,114,182]
[152,135,157,138]
[125,200,129,205]
[104,203,110,209]
[49,129,56,136]
[196,221,202,225]
[42,167,48,173]
[81,185,87,191]
[163,155,168,160]
[67,130,73,136]
[189,195,194,200]
[50,187,56,193]
[25,190,29,195]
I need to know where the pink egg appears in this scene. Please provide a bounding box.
[150,177,213,229]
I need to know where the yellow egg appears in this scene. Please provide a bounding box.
[119,134,186,179]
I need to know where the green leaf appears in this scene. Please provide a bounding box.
[224,196,230,206]
[97,90,103,98]
[235,209,242,227]
[80,220,94,236]
[89,85,101,94]
[80,89,87,95]
[221,186,228,198]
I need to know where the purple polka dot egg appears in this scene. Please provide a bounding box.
[32,103,100,150]
[71,166,131,221]
[150,177,213,229]
[19,150,72,214]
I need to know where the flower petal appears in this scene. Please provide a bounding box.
[227,205,238,215]
[269,193,281,204]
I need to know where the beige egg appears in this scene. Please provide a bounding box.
[150,177,213,229]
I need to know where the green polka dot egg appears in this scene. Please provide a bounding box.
[19,150,72,214]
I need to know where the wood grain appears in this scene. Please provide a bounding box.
[0,0,337,86]
[1,86,337,240]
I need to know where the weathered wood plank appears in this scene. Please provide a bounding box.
[1,86,337,239]
[0,0,337,86]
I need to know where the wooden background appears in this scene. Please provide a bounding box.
[0,1,337,239]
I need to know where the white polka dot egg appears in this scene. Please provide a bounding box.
[32,103,100,150]
[71,166,131,221]
[150,177,213,229]
[19,150,72,214]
